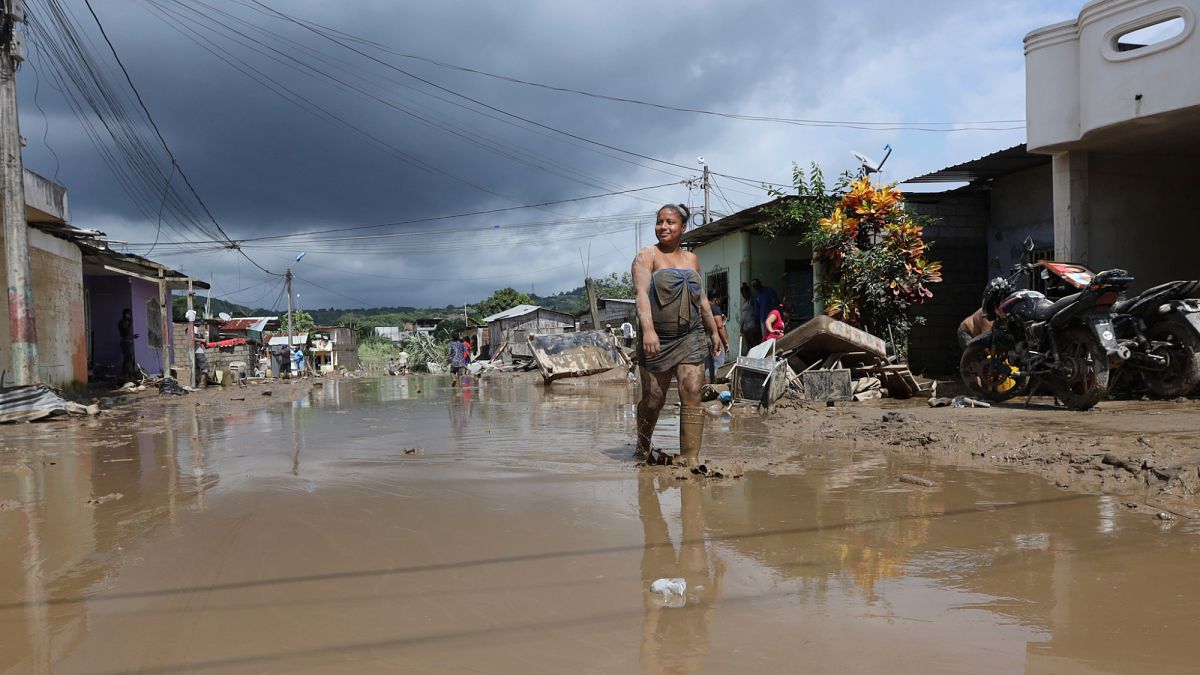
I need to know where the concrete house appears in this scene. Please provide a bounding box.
[81,247,206,380]
[1025,0,1200,287]
[0,170,87,385]
[680,197,815,356]
[310,326,359,373]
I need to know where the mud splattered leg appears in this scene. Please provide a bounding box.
[636,367,671,460]
[676,363,705,467]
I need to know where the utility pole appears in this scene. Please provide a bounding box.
[285,267,294,348]
[186,278,195,388]
[284,252,306,354]
[1,1,38,385]
[702,162,711,226]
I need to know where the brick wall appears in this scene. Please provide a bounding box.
[906,191,990,376]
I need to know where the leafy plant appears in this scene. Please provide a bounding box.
[280,309,315,333]
[759,163,853,239]
[809,178,942,355]
[400,331,449,370]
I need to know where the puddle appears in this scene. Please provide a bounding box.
[0,376,1196,673]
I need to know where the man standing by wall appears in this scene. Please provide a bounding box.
[751,279,780,339]
[118,309,139,380]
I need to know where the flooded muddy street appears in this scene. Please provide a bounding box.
[2,376,1199,673]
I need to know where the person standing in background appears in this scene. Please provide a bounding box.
[705,289,731,381]
[751,278,780,338]
[739,284,759,355]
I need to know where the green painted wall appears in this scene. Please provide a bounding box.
[693,230,812,355]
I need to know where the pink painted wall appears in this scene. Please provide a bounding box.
[85,275,173,377]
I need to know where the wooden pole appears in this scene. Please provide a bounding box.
[158,268,169,378]
[585,277,601,331]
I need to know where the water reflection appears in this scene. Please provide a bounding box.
[638,472,723,674]
[1,376,1199,673]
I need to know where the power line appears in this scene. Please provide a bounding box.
[247,0,698,175]
[238,1,1025,132]
[120,181,682,248]
[81,0,277,276]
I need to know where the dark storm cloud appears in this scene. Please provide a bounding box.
[14,0,1076,308]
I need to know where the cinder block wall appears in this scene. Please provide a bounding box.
[906,191,990,376]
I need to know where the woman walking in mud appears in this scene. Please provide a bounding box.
[632,204,723,467]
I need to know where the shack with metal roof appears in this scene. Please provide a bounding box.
[483,305,575,361]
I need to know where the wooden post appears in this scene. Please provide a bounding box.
[585,277,601,331]
[158,268,169,378]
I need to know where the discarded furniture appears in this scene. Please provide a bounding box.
[799,368,853,402]
[775,316,928,400]
[731,355,790,406]
[527,330,628,383]
[776,315,886,365]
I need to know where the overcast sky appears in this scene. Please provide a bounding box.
[16,0,1081,311]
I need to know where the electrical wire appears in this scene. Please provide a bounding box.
[81,0,277,276]
[239,1,1026,132]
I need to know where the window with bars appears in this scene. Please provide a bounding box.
[705,268,729,311]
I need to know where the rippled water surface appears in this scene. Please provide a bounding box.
[1,375,1196,673]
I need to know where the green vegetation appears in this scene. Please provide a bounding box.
[357,336,395,371]
[475,287,533,318]
[280,310,315,333]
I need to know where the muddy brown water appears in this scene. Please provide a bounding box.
[1,376,1198,673]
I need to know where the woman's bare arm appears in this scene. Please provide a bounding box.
[632,247,660,357]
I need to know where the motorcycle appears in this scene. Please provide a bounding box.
[1108,280,1200,397]
[960,262,1133,410]
[1019,260,1200,398]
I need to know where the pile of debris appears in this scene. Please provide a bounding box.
[722,316,928,407]
[0,385,100,424]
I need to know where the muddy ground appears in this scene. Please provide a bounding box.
[3,372,1200,672]
[767,394,1200,518]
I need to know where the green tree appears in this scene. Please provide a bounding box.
[474,287,534,318]
[594,272,634,299]
[280,309,316,333]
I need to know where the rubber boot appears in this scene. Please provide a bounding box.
[677,406,705,468]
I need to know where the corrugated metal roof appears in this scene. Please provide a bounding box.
[902,144,1050,184]
[221,317,275,331]
[483,304,541,323]
[680,196,795,248]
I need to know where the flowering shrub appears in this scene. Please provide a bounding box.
[809,178,942,352]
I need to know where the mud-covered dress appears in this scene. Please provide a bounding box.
[638,268,710,372]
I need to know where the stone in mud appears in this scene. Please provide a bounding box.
[899,474,936,488]
[881,412,911,424]
[85,493,124,507]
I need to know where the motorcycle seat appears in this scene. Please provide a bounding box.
[1032,292,1080,322]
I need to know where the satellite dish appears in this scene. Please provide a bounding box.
[851,150,880,173]
[851,144,893,175]
[185,309,197,322]
[218,312,232,322]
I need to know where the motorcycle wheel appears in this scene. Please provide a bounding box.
[1049,328,1109,411]
[1146,320,1200,398]
[959,344,1027,402]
